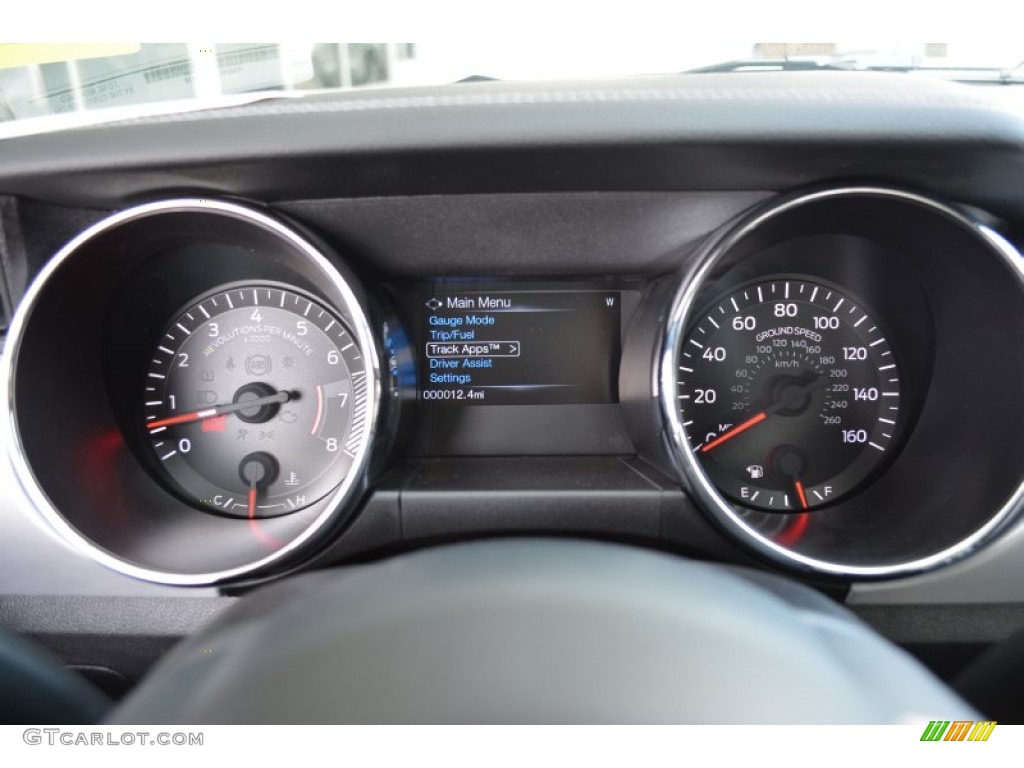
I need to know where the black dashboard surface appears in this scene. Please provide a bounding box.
[2,72,1024,683]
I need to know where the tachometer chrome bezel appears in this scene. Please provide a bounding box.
[0,199,382,586]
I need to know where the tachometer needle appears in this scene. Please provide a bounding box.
[700,412,767,453]
[794,480,809,511]
[147,391,292,430]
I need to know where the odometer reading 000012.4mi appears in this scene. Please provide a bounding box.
[676,278,900,512]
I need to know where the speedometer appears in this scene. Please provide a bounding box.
[676,278,900,512]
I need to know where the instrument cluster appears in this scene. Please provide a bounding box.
[3,188,1023,585]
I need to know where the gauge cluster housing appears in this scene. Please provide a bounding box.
[4,187,1022,589]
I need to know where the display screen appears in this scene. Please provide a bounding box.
[420,289,621,405]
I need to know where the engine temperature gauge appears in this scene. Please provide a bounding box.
[143,283,369,518]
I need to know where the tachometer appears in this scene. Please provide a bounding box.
[676,278,900,511]
[144,283,369,518]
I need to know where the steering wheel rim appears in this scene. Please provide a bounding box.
[110,539,976,724]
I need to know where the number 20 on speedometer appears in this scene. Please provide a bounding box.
[676,279,900,512]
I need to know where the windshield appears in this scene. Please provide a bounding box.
[1,43,1022,136]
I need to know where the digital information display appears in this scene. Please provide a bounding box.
[421,290,621,405]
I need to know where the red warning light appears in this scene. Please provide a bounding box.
[202,415,228,433]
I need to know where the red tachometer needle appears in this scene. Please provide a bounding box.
[700,412,767,453]
[147,408,219,430]
[247,485,258,520]
[147,391,291,430]
[794,480,809,510]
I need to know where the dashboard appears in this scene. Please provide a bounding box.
[1,71,1024,695]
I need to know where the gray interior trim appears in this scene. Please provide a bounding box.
[3,73,1024,209]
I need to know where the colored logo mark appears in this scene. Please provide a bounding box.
[920,720,997,742]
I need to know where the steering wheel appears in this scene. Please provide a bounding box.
[109,539,975,723]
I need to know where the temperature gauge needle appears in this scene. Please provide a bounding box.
[700,412,767,453]
[245,479,278,547]
[247,484,258,520]
[794,480,809,510]
[147,391,292,430]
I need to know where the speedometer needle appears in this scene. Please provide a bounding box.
[700,374,829,453]
[700,412,767,453]
[147,391,292,430]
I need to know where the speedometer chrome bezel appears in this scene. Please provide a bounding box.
[659,186,1024,579]
[1,198,383,586]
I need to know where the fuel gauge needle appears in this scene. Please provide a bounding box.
[794,480,809,511]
